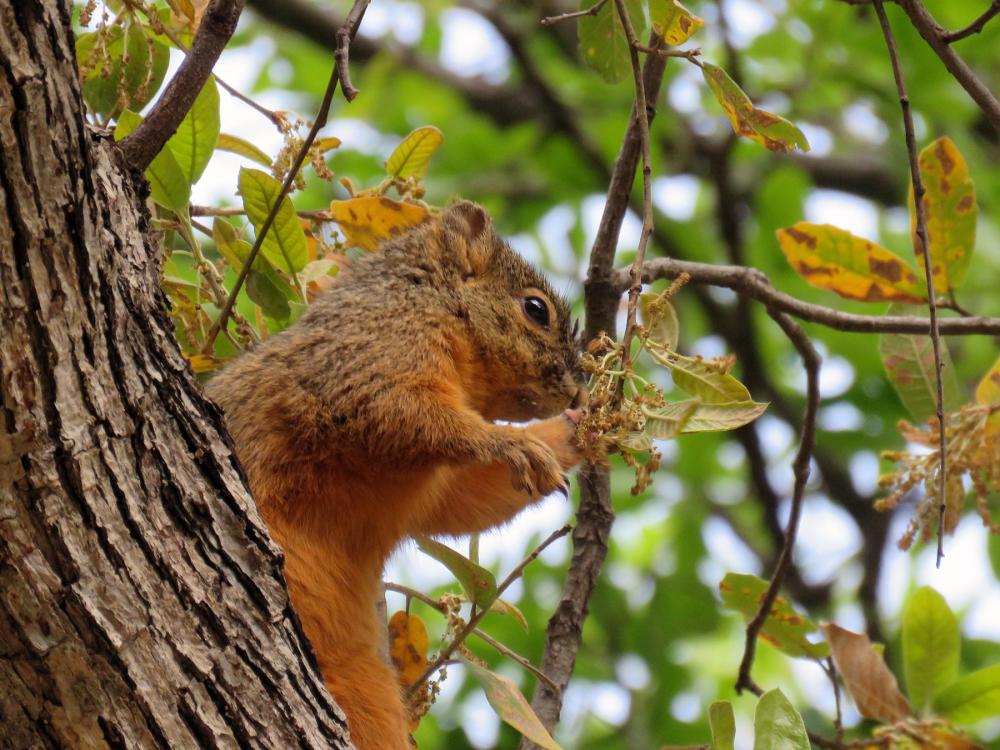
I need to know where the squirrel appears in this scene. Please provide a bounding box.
[207,201,587,750]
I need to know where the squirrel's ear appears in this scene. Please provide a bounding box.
[440,201,494,277]
[442,201,490,240]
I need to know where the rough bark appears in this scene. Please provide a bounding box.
[0,3,350,748]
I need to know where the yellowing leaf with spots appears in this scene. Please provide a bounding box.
[387,611,430,688]
[777,222,927,303]
[385,126,443,179]
[975,354,1000,406]
[650,0,704,45]
[329,196,430,251]
[702,63,809,153]
[719,573,829,659]
[910,137,977,294]
[974,354,1000,436]
[464,660,563,750]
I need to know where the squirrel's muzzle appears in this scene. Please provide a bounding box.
[563,372,589,410]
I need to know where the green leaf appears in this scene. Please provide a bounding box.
[216,133,273,167]
[666,357,751,403]
[989,534,1000,581]
[300,259,339,284]
[933,664,1000,724]
[414,536,498,610]
[490,598,529,631]
[615,430,654,452]
[77,24,169,117]
[115,110,190,212]
[902,586,960,714]
[640,293,679,350]
[879,304,962,422]
[168,76,220,185]
[642,400,698,440]
[385,126,444,178]
[247,269,291,321]
[464,661,562,750]
[719,573,829,659]
[238,167,309,274]
[650,0,704,45]
[670,400,768,433]
[578,0,645,84]
[708,701,736,750]
[777,222,927,303]
[753,689,809,750]
[213,218,296,318]
[911,136,977,294]
[702,63,809,153]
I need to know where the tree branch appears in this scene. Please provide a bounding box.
[622,259,1000,335]
[895,0,1000,132]
[613,0,656,399]
[121,0,244,170]
[520,32,669,748]
[942,0,1000,43]
[873,0,948,566]
[736,311,821,694]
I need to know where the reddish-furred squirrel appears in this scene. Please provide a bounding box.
[208,201,586,749]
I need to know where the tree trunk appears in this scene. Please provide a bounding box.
[0,3,351,747]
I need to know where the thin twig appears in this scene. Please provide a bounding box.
[623,258,1000,335]
[895,0,1000,132]
[540,0,609,26]
[190,204,329,219]
[825,658,844,744]
[407,525,572,696]
[128,1,282,126]
[201,0,370,353]
[634,42,703,65]
[121,0,244,170]
[613,0,655,404]
[382,583,558,691]
[735,311,820,694]
[873,0,948,567]
[942,0,1000,42]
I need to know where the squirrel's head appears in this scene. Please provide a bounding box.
[431,201,586,423]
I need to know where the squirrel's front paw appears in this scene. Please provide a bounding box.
[489,430,565,497]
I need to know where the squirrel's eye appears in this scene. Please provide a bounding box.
[521,296,550,329]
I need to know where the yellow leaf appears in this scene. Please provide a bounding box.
[650,0,704,45]
[387,611,429,688]
[777,222,927,303]
[314,136,342,154]
[975,354,1000,406]
[329,196,430,251]
[911,136,977,294]
[184,353,220,374]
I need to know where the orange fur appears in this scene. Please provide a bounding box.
[207,202,584,749]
